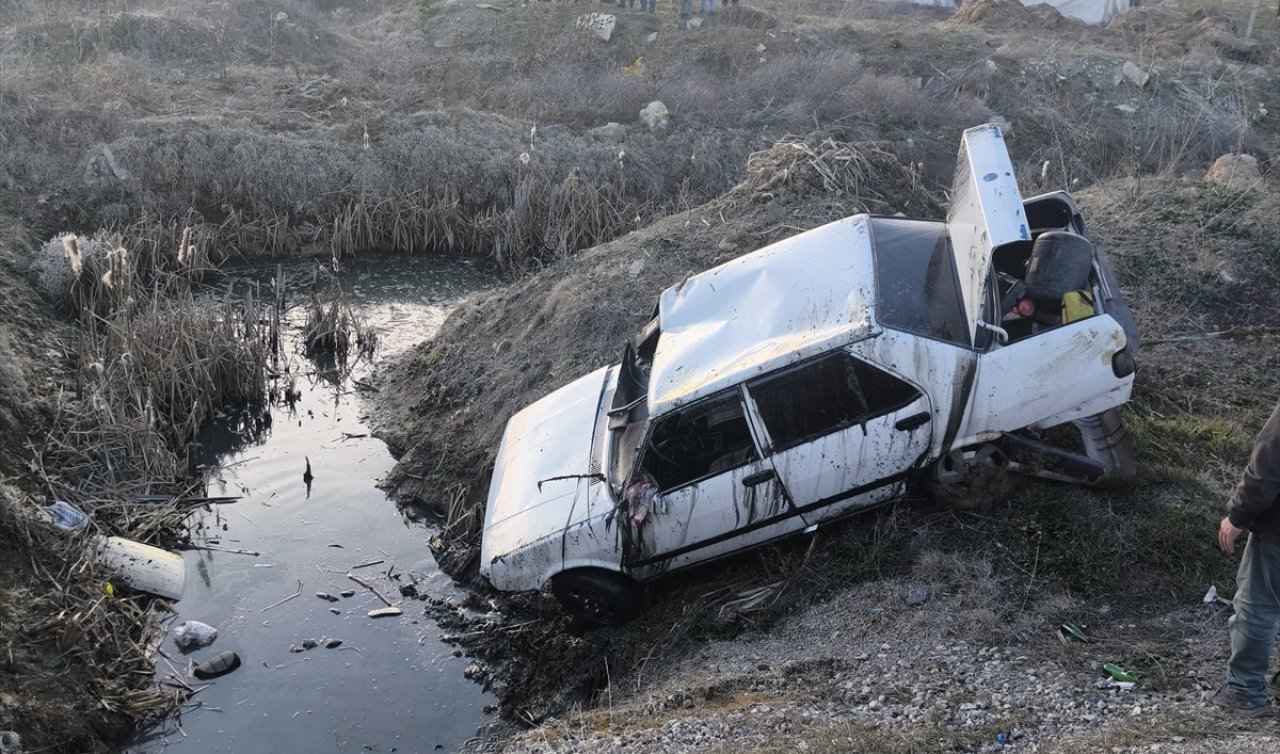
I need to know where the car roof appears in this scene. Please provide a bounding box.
[648,214,886,417]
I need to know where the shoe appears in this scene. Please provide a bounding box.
[1206,685,1272,718]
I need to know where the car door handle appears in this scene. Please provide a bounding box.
[742,470,777,487]
[895,412,931,432]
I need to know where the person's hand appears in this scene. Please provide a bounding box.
[1219,516,1245,553]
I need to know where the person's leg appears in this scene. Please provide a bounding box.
[1223,536,1280,708]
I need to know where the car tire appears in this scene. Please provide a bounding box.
[1073,407,1137,488]
[927,444,1020,511]
[551,568,643,627]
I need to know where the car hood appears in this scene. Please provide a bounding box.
[481,366,615,566]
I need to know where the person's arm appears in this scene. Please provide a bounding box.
[1227,400,1280,531]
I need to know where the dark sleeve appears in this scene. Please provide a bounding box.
[1228,400,1280,529]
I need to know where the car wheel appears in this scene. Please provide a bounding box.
[1073,407,1137,488]
[928,444,1019,511]
[551,568,643,626]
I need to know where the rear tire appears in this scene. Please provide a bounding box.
[1073,407,1137,488]
[551,568,643,626]
[927,444,1020,511]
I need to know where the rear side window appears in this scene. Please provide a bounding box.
[870,218,970,348]
[749,353,920,452]
[640,391,759,492]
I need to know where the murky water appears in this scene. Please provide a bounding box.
[126,256,496,754]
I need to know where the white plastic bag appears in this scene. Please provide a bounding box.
[173,620,218,649]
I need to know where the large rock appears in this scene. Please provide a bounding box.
[589,122,627,143]
[1119,61,1149,88]
[639,101,669,131]
[1204,154,1264,192]
[575,13,616,42]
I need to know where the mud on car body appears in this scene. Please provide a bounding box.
[480,124,1140,625]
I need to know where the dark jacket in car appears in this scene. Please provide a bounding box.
[1227,399,1280,541]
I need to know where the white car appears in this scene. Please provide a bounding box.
[480,124,1139,625]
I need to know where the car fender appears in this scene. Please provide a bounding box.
[539,557,631,590]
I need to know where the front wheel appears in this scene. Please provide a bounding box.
[551,568,643,626]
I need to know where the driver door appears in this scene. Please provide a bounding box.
[622,387,805,577]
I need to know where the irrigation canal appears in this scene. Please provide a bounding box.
[125,256,496,754]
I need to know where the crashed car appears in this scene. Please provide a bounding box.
[481,123,1140,625]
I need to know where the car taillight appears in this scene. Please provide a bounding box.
[1112,346,1136,378]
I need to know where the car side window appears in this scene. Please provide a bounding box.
[640,391,759,492]
[749,353,920,452]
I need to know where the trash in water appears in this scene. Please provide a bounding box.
[192,650,241,679]
[1102,663,1140,683]
[368,607,403,618]
[42,500,89,532]
[96,536,186,600]
[1058,623,1091,643]
[173,620,218,649]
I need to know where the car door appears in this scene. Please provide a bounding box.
[621,387,806,576]
[745,351,933,526]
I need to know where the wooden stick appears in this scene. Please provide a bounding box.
[262,579,303,612]
[346,572,395,607]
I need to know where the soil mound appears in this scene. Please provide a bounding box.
[949,0,1073,32]
[1107,8,1270,61]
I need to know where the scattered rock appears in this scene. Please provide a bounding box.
[329,607,341,615]
[640,100,670,131]
[82,145,130,186]
[316,592,339,602]
[589,122,627,143]
[301,638,318,650]
[687,17,703,30]
[628,260,646,277]
[1119,61,1149,88]
[323,638,343,649]
[576,13,617,42]
[1204,153,1264,192]
[192,650,241,679]
[289,644,305,653]
[0,731,21,754]
[340,590,355,598]
[906,587,929,607]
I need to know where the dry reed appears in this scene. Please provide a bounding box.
[20,228,271,725]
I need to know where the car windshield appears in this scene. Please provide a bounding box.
[605,317,660,495]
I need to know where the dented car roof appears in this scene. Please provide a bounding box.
[647,216,880,417]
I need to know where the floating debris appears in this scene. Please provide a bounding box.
[193,650,242,679]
